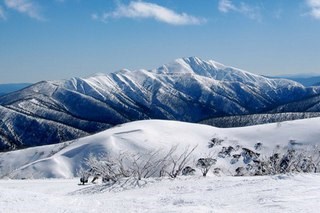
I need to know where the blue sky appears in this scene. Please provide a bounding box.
[0,0,320,83]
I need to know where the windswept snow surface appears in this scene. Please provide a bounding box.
[2,118,320,179]
[0,174,320,213]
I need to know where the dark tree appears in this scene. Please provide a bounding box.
[196,158,217,177]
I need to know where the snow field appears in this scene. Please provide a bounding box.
[0,174,320,213]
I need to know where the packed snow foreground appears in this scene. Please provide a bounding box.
[1,174,320,213]
[1,118,320,212]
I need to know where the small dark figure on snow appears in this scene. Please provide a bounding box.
[80,176,89,185]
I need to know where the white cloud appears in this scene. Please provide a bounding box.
[0,6,6,20]
[96,1,206,25]
[4,0,44,20]
[306,0,320,19]
[218,0,261,21]
[218,0,236,13]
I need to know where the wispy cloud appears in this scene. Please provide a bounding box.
[218,0,261,21]
[4,0,44,20]
[0,6,6,20]
[218,0,237,13]
[306,0,320,19]
[94,1,206,25]
[91,13,99,20]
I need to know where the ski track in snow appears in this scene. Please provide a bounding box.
[0,174,319,213]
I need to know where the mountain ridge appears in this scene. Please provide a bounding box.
[0,56,319,151]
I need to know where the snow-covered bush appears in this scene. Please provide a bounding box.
[230,154,241,164]
[182,166,196,176]
[208,138,224,148]
[234,145,320,176]
[79,145,198,185]
[84,153,121,183]
[77,142,320,185]
[241,148,260,164]
[77,167,90,185]
[218,146,235,158]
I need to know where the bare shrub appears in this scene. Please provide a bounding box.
[79,145,198,186]
[165,145,198,178]
[127,149,169,180]
[84,153,121,183]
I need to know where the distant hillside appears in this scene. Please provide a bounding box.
[200,112,320,128]
[271,94,320,113]
[271,75,320,87]
[0,83,31,96]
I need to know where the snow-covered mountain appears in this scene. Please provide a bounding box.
[273,75,320,87]
[271,94,320,113]
[0,57,318,150]
[1,118,320,179]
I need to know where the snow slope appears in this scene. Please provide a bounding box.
[272,93,320,113]
[0,174,319,213]
[2,118,320,179]
[1,56,318,151]
[274,74,320,86]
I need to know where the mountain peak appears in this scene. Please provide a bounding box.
[182,56,229,71]
[155,56,248,80]
[155,56,216,76]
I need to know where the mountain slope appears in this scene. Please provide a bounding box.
[200,112,320,127]
[2,118,320,179]
[0,57,318,150]
[273,75,320,87]
[271,94,320,113]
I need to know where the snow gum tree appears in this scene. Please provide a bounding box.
[196,158,217,177]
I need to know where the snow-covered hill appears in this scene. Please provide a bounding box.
[0,57,318,151]
[1,118,320,179]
